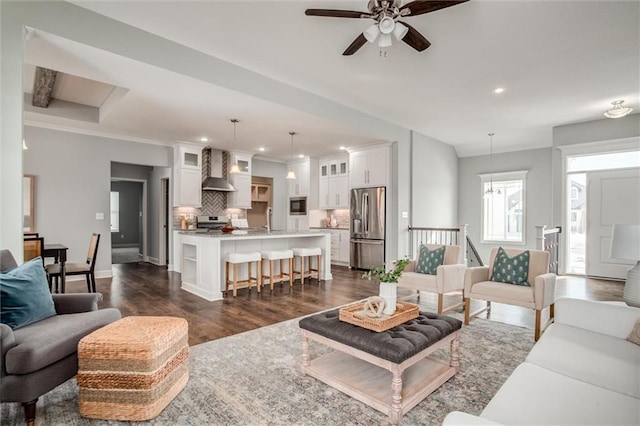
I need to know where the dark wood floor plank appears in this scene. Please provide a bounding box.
[60,263,624,346]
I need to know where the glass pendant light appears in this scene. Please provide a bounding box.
[484,132,501,197]
[229,119,241,174]
[286,131,297,180]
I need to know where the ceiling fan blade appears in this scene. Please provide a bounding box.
[398,21,431,52]
[305,9,370,19]
[342,33,368,56]
[400,0,469,17]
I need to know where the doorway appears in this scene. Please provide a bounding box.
[566,150,640,278]
[110,179,146,264]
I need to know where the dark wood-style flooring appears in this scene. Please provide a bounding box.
[61,263,625,346]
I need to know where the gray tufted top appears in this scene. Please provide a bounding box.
[299,309,462,364]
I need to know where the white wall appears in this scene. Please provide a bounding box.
[251,158,288,231]
[458,147,553,263]
[23,125,172,276]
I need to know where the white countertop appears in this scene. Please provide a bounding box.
[178,230,330,239]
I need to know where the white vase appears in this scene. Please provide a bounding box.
[379,282,397,315]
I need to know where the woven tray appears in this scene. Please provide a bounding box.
[339,301,419,332]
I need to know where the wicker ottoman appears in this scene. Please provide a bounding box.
[77,316,189,421]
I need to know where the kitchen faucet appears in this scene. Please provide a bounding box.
[265,206,272,233]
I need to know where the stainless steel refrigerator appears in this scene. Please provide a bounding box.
[350,186,385,270]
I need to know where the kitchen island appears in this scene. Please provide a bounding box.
[173,230,332,301]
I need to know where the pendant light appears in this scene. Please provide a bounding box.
[286,131,297,180]
[484,132,501,197]
[22,139,28,150]
[228,119,241,174]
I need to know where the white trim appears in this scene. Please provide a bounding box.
[24,120,170,147]
[147,256,160,265]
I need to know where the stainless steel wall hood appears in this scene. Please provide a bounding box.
[203,149,236,192]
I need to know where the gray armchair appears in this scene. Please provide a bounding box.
[0,249,121,425]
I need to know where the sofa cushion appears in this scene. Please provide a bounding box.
[526,322,640,399]
[490,247,530,286]
[0,257,56,330]
[6,308,121,375]
[627,318,640,346]
[415,245,445,275]
[468,281,535,309]
[481,362,640,426]
[397,271,437,292]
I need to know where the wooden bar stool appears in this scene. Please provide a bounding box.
[292,247,322,285]
[261,249,294,291]
[225,252,261,297]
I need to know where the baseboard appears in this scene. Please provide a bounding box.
[111,243,140,249]
[147,256,161,265]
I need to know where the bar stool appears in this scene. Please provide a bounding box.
[225,252,261,297]
[261,249,294,291]
[292,247,322,285]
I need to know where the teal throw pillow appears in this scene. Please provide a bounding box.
[491,247,530,286]
[0,257,56,329]
[415,245,445,275]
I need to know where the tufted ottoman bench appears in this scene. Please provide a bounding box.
[77,316,189,421]
[299,309,462,423]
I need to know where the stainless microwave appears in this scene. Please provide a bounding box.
[289,197,307,215]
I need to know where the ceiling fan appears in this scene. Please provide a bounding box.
[305,0,469,55]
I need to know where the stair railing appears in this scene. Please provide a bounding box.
[536,225,562,274]
[408,225,480,266]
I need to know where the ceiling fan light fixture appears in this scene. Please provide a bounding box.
[378,16,395,34]
[363,24,380,43]
[393,21,408,40]
[604,100,633,119]
[378,33,392,48]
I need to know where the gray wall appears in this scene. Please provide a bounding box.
[23,125,172,276]
[251,158,288,231]
[110,180,143,247]
[149,167,172,264]
[411,132,459,227]
[458,147,553,263]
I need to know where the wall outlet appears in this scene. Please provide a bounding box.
[96,212,104,220]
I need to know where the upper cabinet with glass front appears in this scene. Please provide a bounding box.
[178,145,201,170]
[173,143,202,207]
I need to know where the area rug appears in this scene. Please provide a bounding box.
[0,315,534,425]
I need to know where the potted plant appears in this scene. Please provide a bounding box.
[362,258,410,315]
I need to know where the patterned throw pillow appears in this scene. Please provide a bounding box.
[415,245,445,275]
[490,247,530,286]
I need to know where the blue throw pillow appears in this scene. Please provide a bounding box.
[0,257,56,329]
[491,247,530,286]
[415,245,445,275]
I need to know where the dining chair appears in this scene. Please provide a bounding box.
[23,237,45,263]
[46,233,100,293]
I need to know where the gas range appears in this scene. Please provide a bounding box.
[196,215,228,231]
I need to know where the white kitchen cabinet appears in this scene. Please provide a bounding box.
[287,215,309,231]
[228,151,251,174]
[328,229,350,264]
[348,145,390,188]
[227,173,251,209]
[173,144,202,207]
[288,160,310,196]
[319,156,349,209]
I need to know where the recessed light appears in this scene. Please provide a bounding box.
[258,147,266,152]
[298,154,304,158]
[198,136,210,142]
[339,146,346,150]
[493,87,505,94]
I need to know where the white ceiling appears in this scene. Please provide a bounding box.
[23,0,640,158]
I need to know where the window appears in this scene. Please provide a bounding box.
[110,191,120,232]
[480,170,528,244]
[570,186,578,199]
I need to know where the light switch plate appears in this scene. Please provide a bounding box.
[401,211,409,219]
[96,212,104,220]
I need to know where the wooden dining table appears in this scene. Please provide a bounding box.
[44,243,68,293]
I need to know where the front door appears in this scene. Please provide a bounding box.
[586,168,640,278]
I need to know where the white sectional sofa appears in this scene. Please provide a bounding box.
[443,297,640,426]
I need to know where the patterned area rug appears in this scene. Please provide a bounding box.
[1,315,534,425]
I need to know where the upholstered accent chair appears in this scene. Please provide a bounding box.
[397,244,466,314]
[0,249,121,425]
[464,247,556,341]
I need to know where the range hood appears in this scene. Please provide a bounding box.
[202,149,236,192]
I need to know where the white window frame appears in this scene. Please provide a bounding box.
[110,191,120,233]
[479,170,528,244]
